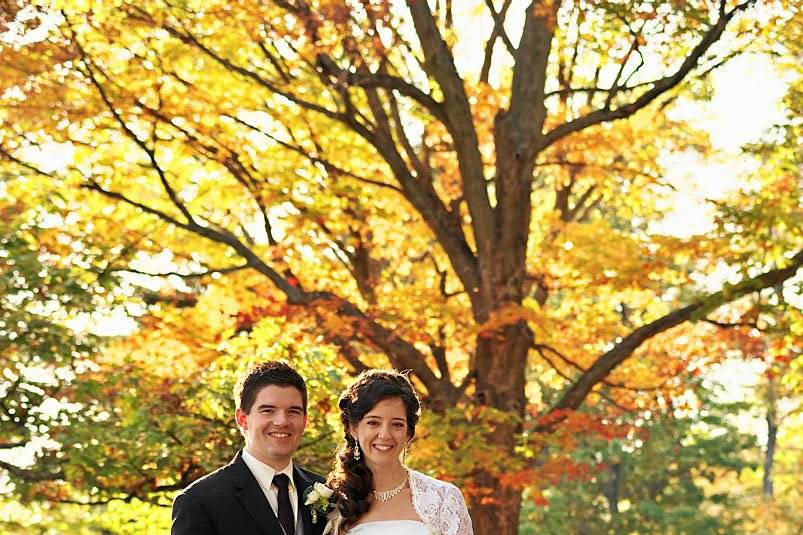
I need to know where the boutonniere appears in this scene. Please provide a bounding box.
[303,482,334,523]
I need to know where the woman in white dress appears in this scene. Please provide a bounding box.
[324,370,474,535]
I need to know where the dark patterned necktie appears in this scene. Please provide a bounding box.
[273,473,295,535]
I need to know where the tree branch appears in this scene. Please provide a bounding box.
[405,0,495,262]
[315,56,448,124]
[109,263,251,279]
[71,34,196,227]
[125,7,341,123]
[703,318,761,330]
[506,0,562,141]
[227,114,403,194]
[82,178,460,408]
[0,144,54,177]
[538,0,758,152]
[0,459,63,482]
[537,249,803,431]
[486,0,516,55]
[480,0,516,84]
[0,441,27,450]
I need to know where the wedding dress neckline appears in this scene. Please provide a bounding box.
[349,519,428,533]
[353,520,426,526]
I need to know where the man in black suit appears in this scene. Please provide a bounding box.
[172,361,326,535]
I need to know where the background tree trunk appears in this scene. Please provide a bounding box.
[603,463,621,516]
[763,377,777,498]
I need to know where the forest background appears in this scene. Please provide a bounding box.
[0,0,801,533]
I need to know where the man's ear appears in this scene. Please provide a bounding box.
[235,407,247,430]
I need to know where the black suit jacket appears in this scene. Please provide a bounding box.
[171,451,326,535]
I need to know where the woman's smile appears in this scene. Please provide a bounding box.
[352,397,410,467]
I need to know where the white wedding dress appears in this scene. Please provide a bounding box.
[347,520,430,535]
[324,469,473,535]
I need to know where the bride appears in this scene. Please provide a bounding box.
[325,369,474,535]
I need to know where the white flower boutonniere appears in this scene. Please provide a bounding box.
[303,482,334,523]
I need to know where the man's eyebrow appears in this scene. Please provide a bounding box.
[255,403,304,411]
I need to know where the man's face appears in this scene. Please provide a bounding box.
[235,385,307,470]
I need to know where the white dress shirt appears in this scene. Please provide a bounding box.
[242,449,299,523]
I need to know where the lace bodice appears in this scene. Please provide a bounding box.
[323,469,474,535]
[347,520,429,535]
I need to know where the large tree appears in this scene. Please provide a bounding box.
[1,0,801,531]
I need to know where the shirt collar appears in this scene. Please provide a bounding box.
[242,449,296,491]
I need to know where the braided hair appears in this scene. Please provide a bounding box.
[326,370,421,532]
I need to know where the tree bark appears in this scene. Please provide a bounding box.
[466,319,531,534]
[763,377,777,498]
[603,463,621,516]
[470,323,531,535]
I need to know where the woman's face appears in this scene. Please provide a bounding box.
[351,396,410,469]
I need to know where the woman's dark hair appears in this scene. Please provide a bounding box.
[327,369,421,531]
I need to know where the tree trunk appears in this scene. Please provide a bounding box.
[469,322,531,535]
[603,463,620,516]
[763,377,777,498]
[470,472,525,535]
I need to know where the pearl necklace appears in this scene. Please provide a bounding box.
[373,476,408,502]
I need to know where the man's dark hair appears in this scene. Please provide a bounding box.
[237,361,308,413]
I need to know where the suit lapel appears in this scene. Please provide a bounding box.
[293,466,317,535]
[231,451,285,535]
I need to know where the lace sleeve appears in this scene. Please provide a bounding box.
[409,470,474,535]
[437,484,474,535]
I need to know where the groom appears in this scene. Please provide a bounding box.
[172,361,326,535]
